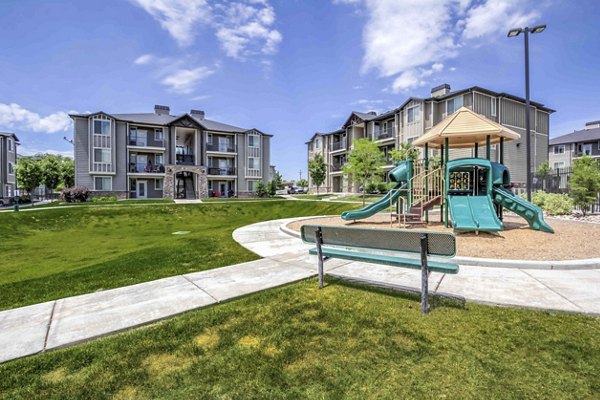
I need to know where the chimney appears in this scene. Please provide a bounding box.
[585,120,600,130]
[431,83,451,98]
[367,111,377,116]
[154,105,170,115]
[190,109,205,120]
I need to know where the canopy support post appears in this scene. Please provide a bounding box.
[500,137,504,164]
[474,142,479,158]
[424,143,429,224]
[486,135,491,160]
[444,138,449,228]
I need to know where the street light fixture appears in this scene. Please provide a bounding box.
[507,24,546,202]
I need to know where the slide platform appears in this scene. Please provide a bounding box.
[492,187,555,233]
[448,195,503,232]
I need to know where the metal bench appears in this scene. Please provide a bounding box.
[301,225,459,313]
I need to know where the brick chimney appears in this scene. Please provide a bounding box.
[154,105,170,115]
[190,109,205,120]
[585,120,600,130]
[431,83,451,98]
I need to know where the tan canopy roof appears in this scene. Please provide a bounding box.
[413,107,520,149]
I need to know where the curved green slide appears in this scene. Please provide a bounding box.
[492,187,555,233]
[447,195,503,232]
[341,161,412,221]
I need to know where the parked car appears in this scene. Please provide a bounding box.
[296,187,305,194]
[287,187,297,194]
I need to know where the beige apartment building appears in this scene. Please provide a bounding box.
[306,84,554,193]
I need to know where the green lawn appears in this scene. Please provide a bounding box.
[291,194,334,200]
[0,201,353,310]
[337,194,384,203]
[1,279,598,399]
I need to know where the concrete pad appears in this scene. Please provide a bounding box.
[0,301,55,363]
[270,251,353,272]
[184,258,313,302]
[523,269,600,314]
[232,231,291,244]
[329,261,445,291]
[438,266,582,312]
[241,238,310,257]
[46,276,215,350]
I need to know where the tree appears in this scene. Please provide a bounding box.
[272,170,283,189]
[61,157,75,188]
[535,160,551,191]
[570,156,600,215]
[343,138,385,205]
[297,178,308,188]
[40,155,62,197]
[308,153,327,195]
[16,157,43,195]
[266,180,276,196]
[390,142,420,164]
[255,181,266,197]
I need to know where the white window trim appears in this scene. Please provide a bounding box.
[407,105,420,124]
[94,176,113,191]
[207,134,213,145]
[491,98,497,117]
[92,117,111,136]
[8,162,14,174]
[248,134,260,148]
[553,162,565,169]
[154,178,163,190]
[154,129,164,141]
[8,138,13,152]
[554,144,565,154]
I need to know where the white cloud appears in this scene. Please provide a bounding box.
[130,0,282,60]
[337,0,542,92]
[134,54,155,65]
[129,0,211,47]
[161,67,216,94]
[19,146,74,158]
[0,103,72,133]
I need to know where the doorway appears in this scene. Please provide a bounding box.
[136,180,147,199]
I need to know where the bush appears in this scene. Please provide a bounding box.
[61,187,90,203]
[255,181,266,197]
[91,195,117,203]
[365,181,378,193]
[525,191,573,215]
[377,182,388,193]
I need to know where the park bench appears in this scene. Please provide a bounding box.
[300,225,459,313]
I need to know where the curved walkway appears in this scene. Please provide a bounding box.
[234,217,600,316]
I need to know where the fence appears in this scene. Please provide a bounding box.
[534,165,600,213]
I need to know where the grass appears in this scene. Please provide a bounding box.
[0,201,353,310]
[337,194,384,203]
[13,198,176,209]
[291,194,334,200]
[1,279,599,399]
[202,196,284,202]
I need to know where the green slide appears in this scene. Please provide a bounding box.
[448,195,503,232]
[341,161,411,221]
[492,187,555,233]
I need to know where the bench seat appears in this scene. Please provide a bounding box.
[308,247,459,274]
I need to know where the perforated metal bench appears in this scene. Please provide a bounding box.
[301,225,459,313]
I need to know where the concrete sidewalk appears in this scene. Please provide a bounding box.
[1,216,599,364]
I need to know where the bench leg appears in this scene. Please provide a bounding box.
[315,227,324,289]
[420,234,429,314]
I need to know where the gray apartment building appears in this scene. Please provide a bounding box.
[0,132,19,205]
[307,84,554,193]
[70,105,272,199]
[549,120,600,170]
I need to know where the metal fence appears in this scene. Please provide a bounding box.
[534,165,600,213]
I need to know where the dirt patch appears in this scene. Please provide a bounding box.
[142,353,193,379]
[194,329,220,350]
[287,214,600,261]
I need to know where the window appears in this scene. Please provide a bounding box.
[154,129,164,141]
[491,98,497,117]
[248,157,259,169]
[248,180,256,191]
[446,96,463,115]
[155,154,163,166]
[315,137,321,149]
[207,134,213,145]
[407,106,420,123]
[553,162,565,170]
[553,144,565,154]
[248,134,260,147]
[93,119,111,135]
[5,185,12,197]
[155,178,163,190]
[94,177,112,191]
[94,148,111,163]
[579,144,592,155]
[8,138,13,152]
[8,162,14,174]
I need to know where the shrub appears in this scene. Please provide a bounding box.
[255,181,266,197]
[61,187,90,203]
[524,191,573,215]
[365,181,378,193]
[377,182,388,193]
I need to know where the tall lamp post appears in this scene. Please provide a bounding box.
[507,24,546,202]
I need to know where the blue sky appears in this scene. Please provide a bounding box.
[0,0,599,179]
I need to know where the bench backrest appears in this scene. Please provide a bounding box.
[301,225,456,257]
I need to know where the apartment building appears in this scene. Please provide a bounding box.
[70,105,272,199]
[307,84,554,192]
[0,132,19,205]
[549,120,600,170]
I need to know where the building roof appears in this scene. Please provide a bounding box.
[413,106,520,149]
[549,127,600,146]
[69,111,256,134]
[0,131,19,142]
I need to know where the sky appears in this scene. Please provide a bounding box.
[0,0,599,180]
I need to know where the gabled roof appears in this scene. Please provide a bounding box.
[341,111,379,128]
[413,106,520,149]
[550,127,600,146]
[0,131,19,142]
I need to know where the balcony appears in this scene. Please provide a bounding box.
[129,163,165,174]
[176,154,194,165]
[331,141,347,151]
[331,163,344,172]
[206,143,236,153]
[374,128,395,141]
[208,167,236,176]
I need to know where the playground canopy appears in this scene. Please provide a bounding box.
[413,106,520,149]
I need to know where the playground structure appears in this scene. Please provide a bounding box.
[341,107,554,234]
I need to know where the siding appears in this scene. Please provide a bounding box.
[114,122,127,191]
[74,117,93,188]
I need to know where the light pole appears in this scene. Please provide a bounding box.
[508,24,546,202]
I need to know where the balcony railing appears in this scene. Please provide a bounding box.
[208,167,236,176]
[374,128,395,141]
[176,154,194,165]
[129,163,165,173]
[206,143,236,152]
[129,137,164,147]
[331,141,346,151]
[331,163,344,172]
